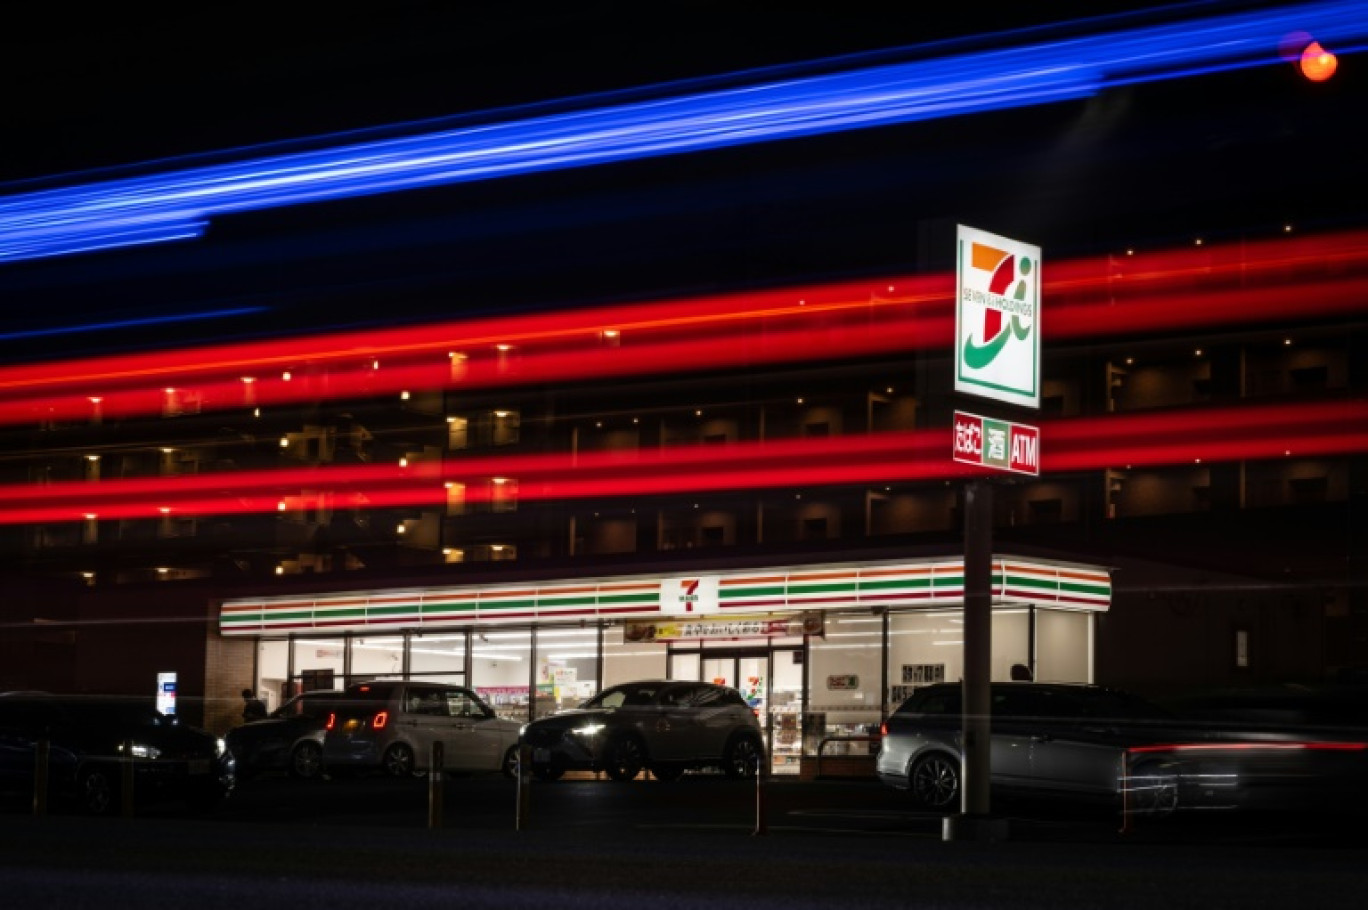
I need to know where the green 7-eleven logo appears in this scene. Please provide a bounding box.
[955,225,1040,408]
[963,241,1034,368]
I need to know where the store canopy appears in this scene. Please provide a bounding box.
[219,556,1111,637]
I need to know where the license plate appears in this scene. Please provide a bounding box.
[533,748,550,763]
[188,759,211,775]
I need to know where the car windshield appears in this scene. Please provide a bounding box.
[897,685,1177,725]
[274,693,335,718]
[582,683,661,709]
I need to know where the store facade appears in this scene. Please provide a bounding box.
[220,554,1110,774]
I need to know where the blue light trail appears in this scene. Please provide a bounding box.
[0,1,1363,265]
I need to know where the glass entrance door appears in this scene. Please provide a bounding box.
[669,645,804,775]
[701,652,768,713]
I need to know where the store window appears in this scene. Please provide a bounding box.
[257,639,289,710]
[885,609,1031,712]
[409,631,468,682]
[350,635,402,681]
[536,626,601,711]
[769,648,805,775]
[602,625,667,687]
[256,636,347,709]
[472,628,534,721]
[807,614,883,752]
[1034,609,1092,683]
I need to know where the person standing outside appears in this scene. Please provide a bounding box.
[241,688,267,722]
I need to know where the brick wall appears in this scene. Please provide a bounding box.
[205,631,258,736]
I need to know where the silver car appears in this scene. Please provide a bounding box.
[522,680,765,782]
[322,681,520,778]
[877,682,1368,818]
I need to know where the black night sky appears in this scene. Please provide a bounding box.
[0,2,1358,362]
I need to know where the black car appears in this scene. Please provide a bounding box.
[226,690,346,780]
[0,691,235,815]
[522,680,765,782]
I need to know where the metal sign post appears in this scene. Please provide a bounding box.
[952,480,997,829]
[943,225,1040,843]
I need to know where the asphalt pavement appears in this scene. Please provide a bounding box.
[2,775,1365,909]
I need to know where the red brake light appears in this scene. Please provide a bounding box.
[880,721,889,737]
[372,710,389,730]
[326,712,336,731]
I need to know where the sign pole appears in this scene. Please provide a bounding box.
[962,480,993,817]
[944,478,1007,841]
[945,223,1038,843]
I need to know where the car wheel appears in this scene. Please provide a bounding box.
[723,736,763,779]
[532,762,565,782]
[1128,762,1179,818]
[501,745,520,779]
[909,753,960,811]
[289,741,324,780]
[77,765,118,816]
[604,735,646,781]
[382,742,417,778]
[651,763,686,782]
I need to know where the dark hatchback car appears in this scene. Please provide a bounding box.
[226,689,346,781]
[522,680,765,782]
[876,682,1368,818]
[0,691,235,815]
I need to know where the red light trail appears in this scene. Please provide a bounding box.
[2,399,1363,525]
[0,230,1365,428]
[1,231,1364,526]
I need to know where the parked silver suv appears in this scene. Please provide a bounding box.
[322,681,520,778]
[522,679,765,782]
[877,682,1181,813]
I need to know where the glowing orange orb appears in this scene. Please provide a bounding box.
[1299,41,1338,81]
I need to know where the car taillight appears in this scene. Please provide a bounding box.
[326,712,336,731]
[372,710,389,730]
[880,721,889,736]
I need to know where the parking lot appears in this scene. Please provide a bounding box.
[4,773,1367,910]
[10,765,1361,846]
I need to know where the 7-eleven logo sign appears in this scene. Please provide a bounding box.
[954,225,1041,409]
[661,576,720,615]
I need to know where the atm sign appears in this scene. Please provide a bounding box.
[953,410,1040,476]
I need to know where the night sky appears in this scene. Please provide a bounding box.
[0,2,1357,360]
[3,2,1208,181]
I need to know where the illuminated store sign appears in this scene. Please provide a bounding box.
[953,410,1040,476]
[660,576,721,615]
[219,557,1110,636]
[625,613,825,643]
[955,224,1041,409]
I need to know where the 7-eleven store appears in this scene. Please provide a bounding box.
[219,554,1110,774]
